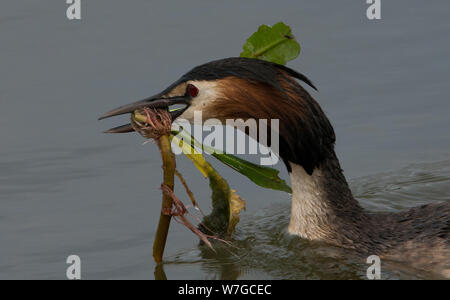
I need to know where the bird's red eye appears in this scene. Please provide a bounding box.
[187,84,199,97]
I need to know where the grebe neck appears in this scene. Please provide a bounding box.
[287,151,370,246]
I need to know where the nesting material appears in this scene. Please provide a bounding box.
[130,106,234,255]
[131,108,172,140]
[161,184,233,251]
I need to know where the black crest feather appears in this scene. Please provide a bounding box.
[182,57,317,91]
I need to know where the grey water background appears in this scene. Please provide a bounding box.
[1,0,449,279]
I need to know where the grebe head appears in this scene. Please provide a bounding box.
[99,57,336,174]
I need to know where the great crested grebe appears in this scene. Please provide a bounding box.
[100,57,450,277]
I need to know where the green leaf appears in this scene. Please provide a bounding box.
[240,22,300,65]
[212,153,292,194]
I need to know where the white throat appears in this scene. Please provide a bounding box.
[287,163,335,241]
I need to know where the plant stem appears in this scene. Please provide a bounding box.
[154,263,167,280]
[153,135,175,263]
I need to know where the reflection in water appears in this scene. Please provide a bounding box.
[154,263,168,280]
[162,159,450,279]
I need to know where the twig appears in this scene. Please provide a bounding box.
[161,185,234,250]
[131,109,175,263]
[175,169,206,217]
[152,136,176,262]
